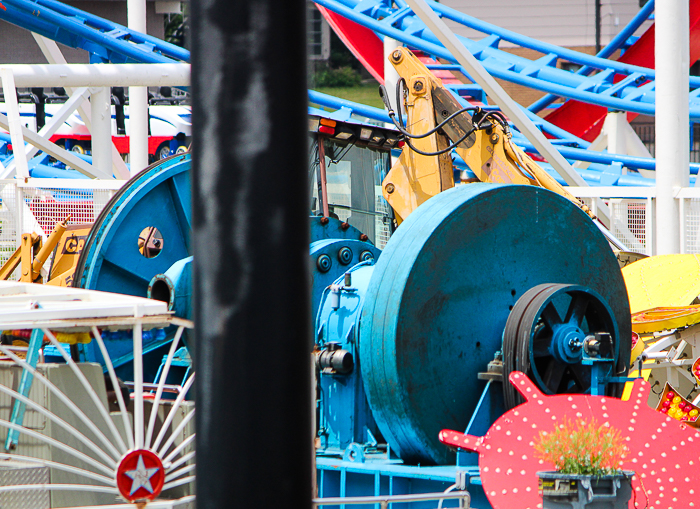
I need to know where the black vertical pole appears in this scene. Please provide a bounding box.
[595,0,602,54]
[191,0,311,507]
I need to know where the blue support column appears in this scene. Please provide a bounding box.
[5,328,44,451]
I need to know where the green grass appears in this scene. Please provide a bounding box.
[312,83,384,110]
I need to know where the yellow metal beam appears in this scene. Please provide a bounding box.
[622,254,700,314]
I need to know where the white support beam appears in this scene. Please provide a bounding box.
[0,69,30,179]
[0,64,190,88]
[90,87,113,178]
[655,0,690,254]
[575,112,654,179]
[32,34,131,180]
[0,112,112,179]
[129,87,149,177]
[0,87,90,179]
[403,0,613,227]
[128,0,150,177]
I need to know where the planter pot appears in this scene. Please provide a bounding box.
[537,471,634,509]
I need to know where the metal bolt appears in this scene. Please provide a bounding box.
[338,247,353,265]
[359,234,369,242]
[340,222,350,231]
[391,49,403,62]
[385,183,395,194]
[490,133,500,144]
[316,254,332,273]
[413,80,424,92]
[360,250,374,262]
[320,217,329,225]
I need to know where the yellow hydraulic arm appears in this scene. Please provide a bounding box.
[380,48,593,223]
[0,216,70,283]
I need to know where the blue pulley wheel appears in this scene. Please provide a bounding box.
[72,153,191,377]
[359,184,631,465]
[502,283,621,410]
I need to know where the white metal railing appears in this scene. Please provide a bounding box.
[0,180,698,264]
[0,178,125,276]
[312,490,471,508]
[570,187,655,256]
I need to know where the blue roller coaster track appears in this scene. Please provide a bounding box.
[311,0,700,120]
[0,0,693,187]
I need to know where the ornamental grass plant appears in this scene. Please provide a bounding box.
[533,417,629,476]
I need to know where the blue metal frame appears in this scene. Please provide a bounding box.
[529,0,656,112]
[0,0,189,64]
[314,0,700,119]
[5,328,44,451]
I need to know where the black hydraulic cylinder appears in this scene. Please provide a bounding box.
[191,1,311,508]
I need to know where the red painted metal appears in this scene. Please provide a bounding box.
[440,371,700,509]
[115,449,165,502]
[316,5,384,84]
[545,0,700,141]
[48,134,173,157]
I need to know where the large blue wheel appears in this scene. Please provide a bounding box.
[358,184,631,465]
[502,283,621,410]
[72,153,191,378]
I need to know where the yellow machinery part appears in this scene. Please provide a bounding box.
[631,305,700,334]
[382,50,453,224]
[52,331,91,345]
[382,48,594,223]
[622,254,700,314]
[46,224,93,287]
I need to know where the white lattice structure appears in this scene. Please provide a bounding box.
[0,179,123,276]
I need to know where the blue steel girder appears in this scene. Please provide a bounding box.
[314,0,700,119]
[0,0,189,64]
